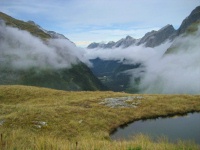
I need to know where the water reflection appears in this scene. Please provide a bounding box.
[111,113,200,144]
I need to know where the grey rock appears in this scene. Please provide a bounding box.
[177,6,200,35]
[100,96,143,108]
[32,121,47,128]
[0,120,5,126]
[137,24,176,47]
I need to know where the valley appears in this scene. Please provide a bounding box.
[0,3,200,150]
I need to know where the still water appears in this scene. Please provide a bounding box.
[111,113,200,144]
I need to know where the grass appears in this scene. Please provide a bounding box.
[0,85,200,149]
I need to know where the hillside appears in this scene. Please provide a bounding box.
[0,12,107,91]
[0,85,200,149]
[0,12,50,39]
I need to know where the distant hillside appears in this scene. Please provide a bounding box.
[0,12,107,91]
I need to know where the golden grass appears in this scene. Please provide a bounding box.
[0,85,200,149]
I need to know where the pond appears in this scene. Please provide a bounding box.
[111,112,200,144]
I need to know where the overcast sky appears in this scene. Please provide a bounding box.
[0,0,200,47]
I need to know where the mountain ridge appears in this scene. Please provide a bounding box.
[87,24,176,49]
[87,6,200,49]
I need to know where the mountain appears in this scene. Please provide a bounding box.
[0,12,107,91]
[136,24,176,47]
[87,36,138,49]
[27,20,71,40]
[165,6,200,54]
[87,6,200,93]
[177,6,200,35]
[87,25,176,49]
[0,12,50,39]
[115,36,137,48]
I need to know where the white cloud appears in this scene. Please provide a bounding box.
[84,25,200,94]
[0,21,87,70]
[138,27,200,94]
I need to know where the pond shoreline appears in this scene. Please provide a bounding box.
[110,110,200,136]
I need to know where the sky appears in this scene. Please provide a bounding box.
[0,0,200,47]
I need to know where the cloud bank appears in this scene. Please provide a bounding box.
[85,26,200,94]
[0,21,87,71]
[139,27,200,94]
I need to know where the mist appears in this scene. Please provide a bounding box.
[85,26,200,94]
[139,27,200,94]
[0,21,87,71]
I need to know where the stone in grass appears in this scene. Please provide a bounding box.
[32,121,47,128]
[0,120,5,126]
[100,96,143,108]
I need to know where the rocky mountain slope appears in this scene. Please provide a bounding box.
[165,6,200,54]
[0,12,107,91]
[177,6,200,35]
[136,24,176,47]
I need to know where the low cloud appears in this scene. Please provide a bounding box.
[0,21,88,71]
[85,26,200,94]
[139,27,200,94]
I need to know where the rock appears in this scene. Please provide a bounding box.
[0,120,5,126]
[78,120,83,124]
[99,96,143,108]
[32,121,47,128]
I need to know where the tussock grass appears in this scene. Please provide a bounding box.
[0,85,200,149]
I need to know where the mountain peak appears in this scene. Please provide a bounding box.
[137,24,176,47]
[177,6,200,35]
[125,35,133,40]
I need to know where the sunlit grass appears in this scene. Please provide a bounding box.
[0,85,200,149]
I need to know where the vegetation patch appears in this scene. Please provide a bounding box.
[0,85,200,149]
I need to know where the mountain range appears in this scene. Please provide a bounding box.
[88,6,200,92]
[88,6,200,49]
